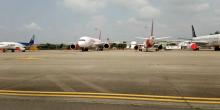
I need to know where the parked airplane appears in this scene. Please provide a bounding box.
[76,31,110,51]
[135,20,168,51]
[0,35,35,52]
[190,25,220,51]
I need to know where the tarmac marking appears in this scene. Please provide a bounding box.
[0,90,220,104]
[16,57,40,60]
[46,75,76,92]
[64,74,110,93]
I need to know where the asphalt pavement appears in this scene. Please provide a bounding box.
[0,50,220,110]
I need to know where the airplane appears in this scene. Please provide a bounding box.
[135,20,168,52]
[190,25,220,51]
[76,31,110,51]
[0,35,35,52]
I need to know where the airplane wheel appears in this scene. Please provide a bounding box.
[214,46,220,51]
[85,48,89,51]
[11,50,15,52]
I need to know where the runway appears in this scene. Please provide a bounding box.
[0,50,220,110]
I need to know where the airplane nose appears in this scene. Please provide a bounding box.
[77,41,86,47]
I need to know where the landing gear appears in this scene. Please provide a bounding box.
[0,49,6,53]
[95,45,104,51]
[145,48,148,52]
[81,48,89,52]
[98,48,103,51]
[11,49,15,52]
[214,46,220,51]
[3,49,6,53]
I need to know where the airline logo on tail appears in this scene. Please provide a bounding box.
[29,34,35,45]
[192,25,197,38]
[19,34,35,46]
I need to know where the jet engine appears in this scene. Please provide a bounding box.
[70,44,76,50]
[103,43,110,48]
[134,45,138,50]
[191,43,199,51]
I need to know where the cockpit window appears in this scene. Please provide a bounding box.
[79,39,86,41]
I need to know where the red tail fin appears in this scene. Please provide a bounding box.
[151,20,154,36]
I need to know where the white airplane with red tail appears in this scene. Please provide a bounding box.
[135,20,168,52]
[71,31,110,52]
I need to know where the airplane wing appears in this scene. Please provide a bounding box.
[94,42,102,45]
[136,37,149,40]
[136,37,169,40]
[192,41,209,45]
[155,37,169,40]
[178,37,192,40]
[94,42,107,46]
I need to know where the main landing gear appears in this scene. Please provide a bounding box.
[81,47,89,52]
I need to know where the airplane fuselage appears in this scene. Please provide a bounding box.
[192,34,220,47]
[77,36,109,51]
[77,36,101,48]
[0,42,26,51]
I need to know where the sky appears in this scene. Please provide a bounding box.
[0,0,220,43]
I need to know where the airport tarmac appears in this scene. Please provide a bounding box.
[0,50,220,110]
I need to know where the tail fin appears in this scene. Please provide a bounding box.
[151,20,154,36]
[29,34,35,45]
[192,25,197,37]
[98,31,102,40]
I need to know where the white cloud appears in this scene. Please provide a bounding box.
[113,0,160,19]
[24,22,42,30]
[161,0,210,14]
[62,0,160,18]
[195,3,210,12]
[137,6,160,19]
[63,0,106,13]
[86,15,106,29]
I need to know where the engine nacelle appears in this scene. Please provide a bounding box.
[191,43,199,51]
[70,44,76,50]
[134,45,138,50]
[104,44,110,48]
[158,44,163,50]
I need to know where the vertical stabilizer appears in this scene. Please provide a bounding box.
[29,34,35,45]
[98,31,102,40]
[192,25,197,37]
[151,20,154,36]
